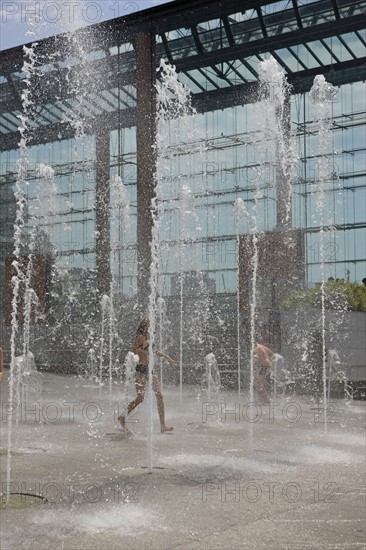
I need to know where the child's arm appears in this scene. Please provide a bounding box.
[155,349,176,366]
[264,346,274,366]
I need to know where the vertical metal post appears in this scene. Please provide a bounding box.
[276,89,292,230]
[135,30,157,474]
[95,129,111,296]
[136,31,157,312]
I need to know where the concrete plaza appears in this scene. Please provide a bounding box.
[1,371,365,549]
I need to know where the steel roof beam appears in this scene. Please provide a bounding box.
[256,7,268,39]
[0,108,136,152]
[291,0,303,29]
[330,0,340,19]
[0,68,137,117]
[222,16,236,48]
[0,12,363,118]
[173,15,364,72]
[1,56,365,153]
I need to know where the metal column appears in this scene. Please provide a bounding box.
[95,129,111,296]
[135,31,157,311]
[276,89,292,229]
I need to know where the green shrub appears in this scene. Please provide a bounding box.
[280,280,366,312]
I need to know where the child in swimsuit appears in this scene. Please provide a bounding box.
[254,343,274,404]
[118,316,176,433]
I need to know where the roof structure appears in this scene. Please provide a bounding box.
[0,0,365,151]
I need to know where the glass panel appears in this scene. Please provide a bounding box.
[0,123,11,133]
[182,69,215,91]
[230,17,263,44]
[300,0,337,27]
[211,63,236,86]
[338,0,366,17]
[37,105,62,123]
[262,1,295,16]
[168,35,197,59]
[178,72,206,93]
[305,40,333,65]
[263,5,298,37]
[356,28,366,43]
[85,93,114,112]
[196,19,230,51]
[165,28,197,59]
[108,51,136,74]
[216,63,244,84]
[165,27,192,40]
[84,50,106,62]
[225,60,255,81]
[242,56,261,75]
[339,32,366,58]
[291,43,321,69]
[0,115,19,130]
[322,36,355,62]
[100,90,119,108]
[272,48,303,72]
[110,42,134,55]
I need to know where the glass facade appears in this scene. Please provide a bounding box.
[0,0,365,365]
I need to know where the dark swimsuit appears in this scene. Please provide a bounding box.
[259,365,269,376]
[135,364,149,376]
[135,341,154,377]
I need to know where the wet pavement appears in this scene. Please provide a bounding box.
[0,372,365,549]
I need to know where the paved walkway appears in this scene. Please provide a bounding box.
[1,372,365,549]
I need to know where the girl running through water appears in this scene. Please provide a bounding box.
[118,316,176,433]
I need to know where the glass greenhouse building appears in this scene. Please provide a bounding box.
[0,0,365,387]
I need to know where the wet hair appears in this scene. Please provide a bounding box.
[136,316,150,337]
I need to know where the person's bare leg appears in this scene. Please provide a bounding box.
[118,375,146,430]
[153,375,173,432]
[255,375,270,403]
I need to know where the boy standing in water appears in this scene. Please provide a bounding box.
[241,324,274,403]
[254,342,274,403]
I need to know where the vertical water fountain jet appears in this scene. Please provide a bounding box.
[13,162,57,419]
[108,284,115,404]
[156,59,201,405]
[177,185,199,402]
[238,56,297,445]
[110,174,131,297]
[109,175,131,400]
[157,297,167,388]
[234,198,250,397]
[61,10,110,310]
[96,288,116,402]
[6,39,39,502]
[6,15,61,468]
[248,188,260,446]
[99,294,110,388]
[147,191,159,472]
[123,351,139,407]
[203,352,221,402]
[257,57,295,230]
[309,75,338,430]
[60,14,100,139]
[86,347,97,381]
[21,162,58,377]
[136,58,202,470]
